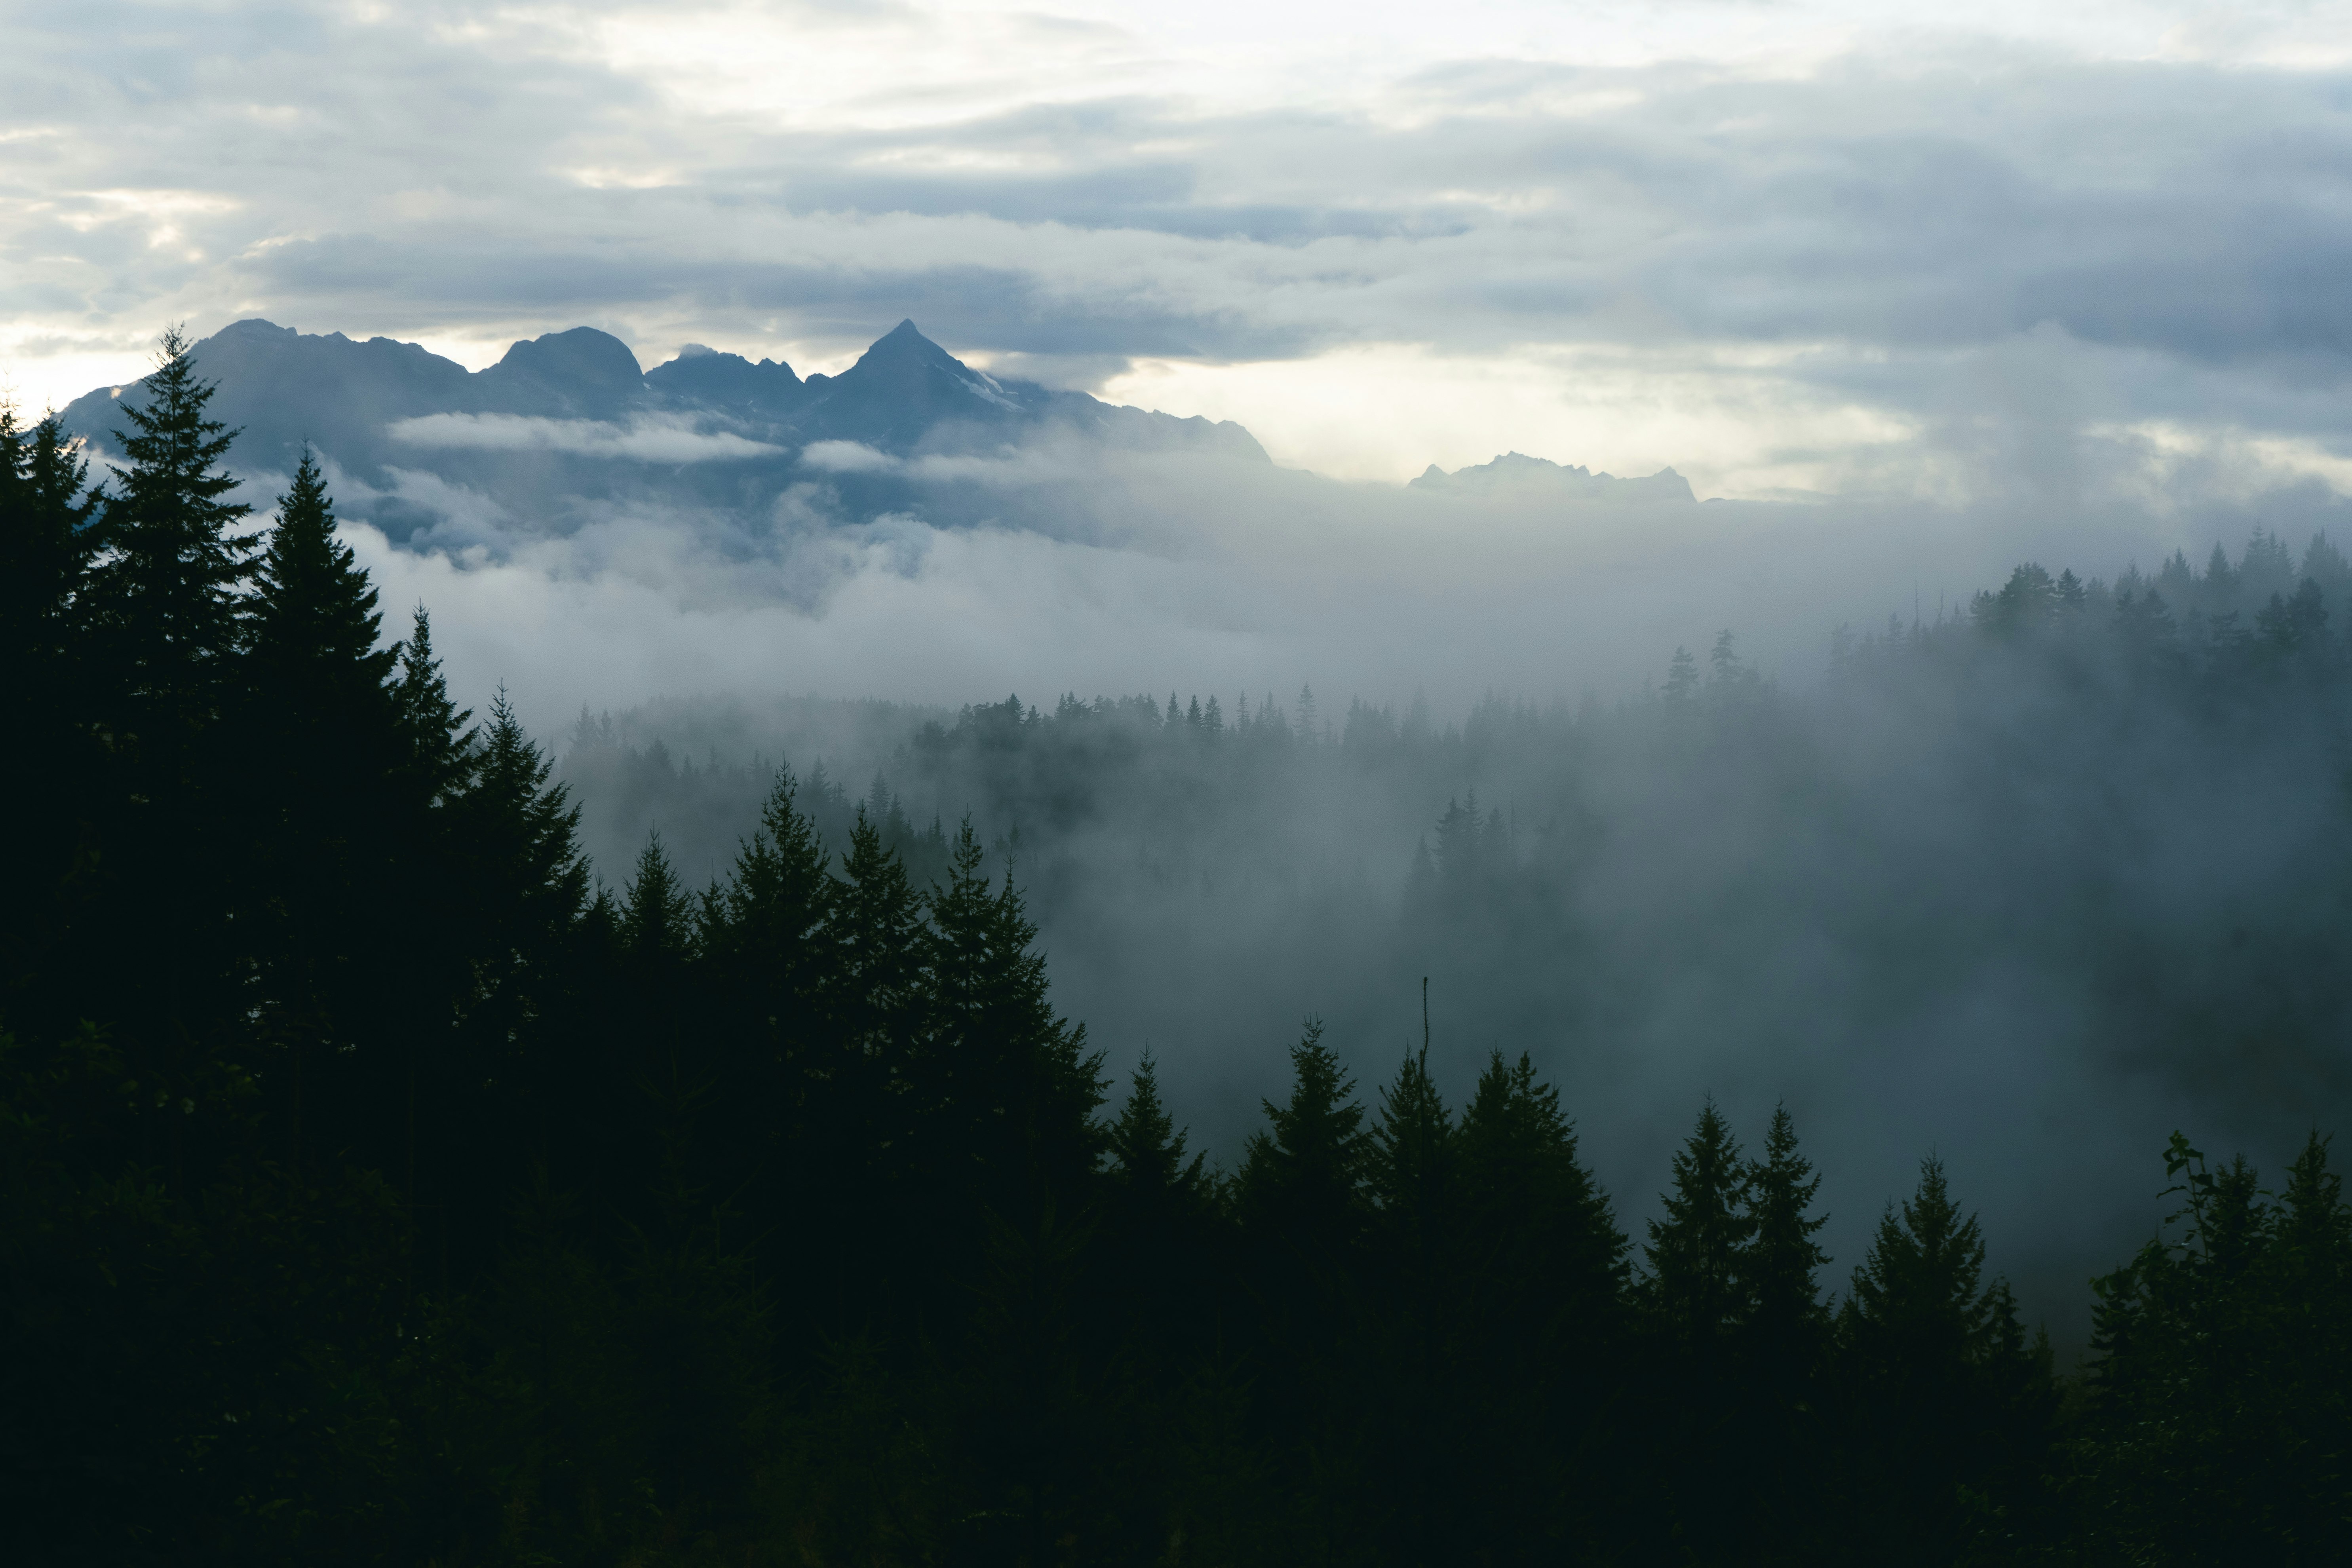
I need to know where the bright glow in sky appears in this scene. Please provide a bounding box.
[5,0,2352,489]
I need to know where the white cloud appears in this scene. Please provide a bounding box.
[799,439,898,473]
[339,423,2265,745]
[386,412,785,462]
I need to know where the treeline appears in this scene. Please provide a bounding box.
[6,337,2352,1566]
[562,525,2352,906]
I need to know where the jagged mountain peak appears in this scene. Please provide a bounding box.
[55,315,1271,532]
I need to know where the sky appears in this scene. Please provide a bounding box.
[7,0,2352,495]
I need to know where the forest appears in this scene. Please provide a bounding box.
[5,333,2351,1566]
[553,499,2352,1329]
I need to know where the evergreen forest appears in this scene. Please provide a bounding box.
[6,334,2352,1566]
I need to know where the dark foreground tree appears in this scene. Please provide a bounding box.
[1837,1156,2055,1564]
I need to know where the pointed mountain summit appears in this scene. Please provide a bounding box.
[791,319,1028,449]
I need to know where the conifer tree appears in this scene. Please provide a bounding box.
[0,410,99,673]
[2202,541,2240,606]
[2301,531,2352,612]
[1736,1104,1832,1561]
[1453,1050,1631,1558]
[67,331,260,1137]
[1101,1049,1217,1402]
[1368,1038,1458,1566]
[1664,646,1700,703]
[249,450,397,725]
[245,452,409,1166]
[0,411,101,991]
[451,691,591,1175]
[622,829,693,967]
[1238,1019,1377,1556]
[713,766,838,1040]
[1742,1104,1830,1357]
[807,807,930,1309]
[1457,1050,1627,1320]
[1841,1156,1995,1386]
[701,765,839,1229]
[830,807,924,1069]
[1240,1018,1370,1256]
[1640,1100,1757,1555]
[1837,1155,2050,1560]
[1370,1042,1454,1273]
[392,604,475,805]
[85,326,255,743]
[1644,1099,1754,1345]
[1109,1049,1207,1202]
[467,689,591,960]
[918,817,1104,1218]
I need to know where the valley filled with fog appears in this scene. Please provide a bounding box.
[51,316,2352,1345]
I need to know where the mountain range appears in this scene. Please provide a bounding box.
[1411,450,1694,504]
[58,317,1694,539]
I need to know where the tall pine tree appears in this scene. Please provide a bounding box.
[1641,1099,1755,1560]
[1455,1050,1633,1560]
[1734,1104,1832,1563]
[244,451,406,1170]
[72,329,260,1143]
[86,326,255,747]
[0,412,102,1013]
[1837,1155,2051,1563]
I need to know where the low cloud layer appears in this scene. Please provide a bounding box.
[387,411,786,462]
[325,428,2350,743]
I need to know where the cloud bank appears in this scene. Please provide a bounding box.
[386,411,786,462]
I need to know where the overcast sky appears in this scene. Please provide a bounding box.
[6,0,2350,495]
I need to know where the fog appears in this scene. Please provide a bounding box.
[42,304,2350,1351]
[252,411,2344,1353]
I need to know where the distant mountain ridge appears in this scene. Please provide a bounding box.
[58,317,1268,488]
[1411,450,1695,504]
[57,321,1692,544]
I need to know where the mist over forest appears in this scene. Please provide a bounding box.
[19,0,2352,1554]
[48,318,2352,1340]
[12,312,2352,1562]
[550,525,2352,1347]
